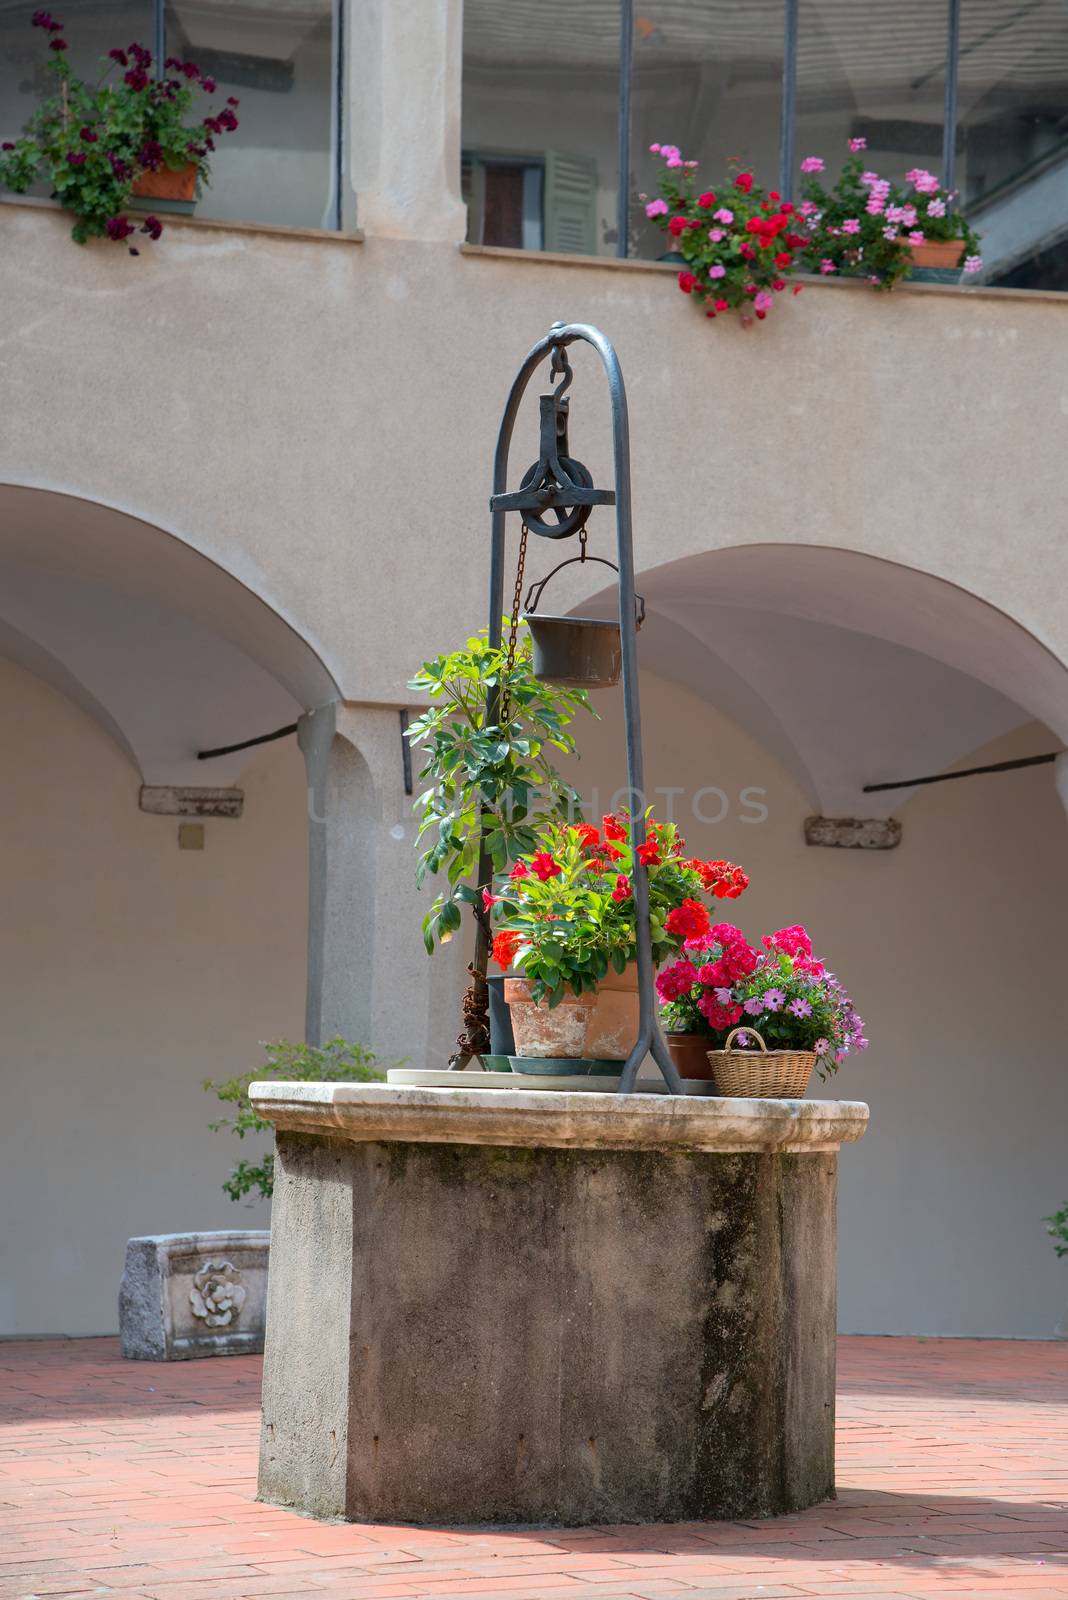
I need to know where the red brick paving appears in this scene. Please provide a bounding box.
[0,1337,1065,1600]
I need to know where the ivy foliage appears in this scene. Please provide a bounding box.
[203,1038,387,1203]
[406,626,596,955]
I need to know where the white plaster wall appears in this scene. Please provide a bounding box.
[0,659,308,1337]
[568,673,1068,1340]
[3,205,1068,718]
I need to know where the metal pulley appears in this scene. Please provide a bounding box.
[488,347,614,538]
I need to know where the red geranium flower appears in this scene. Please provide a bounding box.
[665,898,711,943]
[491,930,522,969]
[602,814,629,843]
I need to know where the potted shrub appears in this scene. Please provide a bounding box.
[406,623,595,1064]
[488,810,749,1074]
[797,140,982,287]
[203,1037,387,1203]
[0,10,239,250]
[1043,1204,1068,1339]
[642,144,807,322]
[657,922,866,1094]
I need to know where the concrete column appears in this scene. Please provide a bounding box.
[300,702,464,1069]
[347,0,467,242]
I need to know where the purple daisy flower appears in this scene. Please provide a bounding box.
[788,997,813,1019]
[763,988,785,1012]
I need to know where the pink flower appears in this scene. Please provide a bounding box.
[649,142,661,153]
[908,168,941,194]
[798,199,818,217]
[927,197,946,218]
[708,263,726,279]
[848,136,867,152]
[841,218,861,234]
[656,959,698,1003]
[963,255,983,274]
[883,225,897,239]
[753,290,773,313]
[707,227,724,242]
[645,197,668,218]
[908,230,925,244]
[658,144,681,164]
[800,156,824,173]
[819,258,836,274]
[712,207,734,224]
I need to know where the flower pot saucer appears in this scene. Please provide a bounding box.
[509,1056,622,1077]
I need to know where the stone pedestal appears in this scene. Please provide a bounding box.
[251,1084,868,1526]
[119,1230,270,1361]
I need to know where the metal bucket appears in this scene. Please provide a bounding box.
[526,613,622,688]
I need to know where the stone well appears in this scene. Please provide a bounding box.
[251,1082,868,1526]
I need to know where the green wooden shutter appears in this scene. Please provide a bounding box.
[544,150,598,255]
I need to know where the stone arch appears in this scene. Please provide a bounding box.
[0,482,340,784]
[572,542,1068,816]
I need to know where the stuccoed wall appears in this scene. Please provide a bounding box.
[0,659,305,1336]
[1,203,1067,708]
[569,675,1068,1340]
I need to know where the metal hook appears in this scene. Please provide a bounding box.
[550,344,573,400]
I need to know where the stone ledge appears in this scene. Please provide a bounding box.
[250,1081,869,1153]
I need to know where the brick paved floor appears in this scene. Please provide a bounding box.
[0,1336,1065,1600]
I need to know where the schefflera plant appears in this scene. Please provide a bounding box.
[406,624,596,958]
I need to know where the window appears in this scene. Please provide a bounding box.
[955,0,1068,288]
[794,1,949,188]
[461,0,1068,292]
[164,0,338,229]
[630,1,784,259]
[461,0,620,255]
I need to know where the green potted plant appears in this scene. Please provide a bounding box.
[797,140,982,287]
[203,1038,386,1203]
[657,922,867,1093]
[406,623,595,1064]
[0,10,239,250]
[487,810,749,1075]
[1043,1204,1068,1339]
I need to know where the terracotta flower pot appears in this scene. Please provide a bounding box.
[131,161,198,203]
[907,237,965,270]
[504,965,639,1060]
[665,1031,717,1081]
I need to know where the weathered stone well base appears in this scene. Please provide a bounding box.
[254,1086,867,1526]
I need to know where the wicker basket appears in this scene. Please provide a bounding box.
[705,1027,816,1098]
